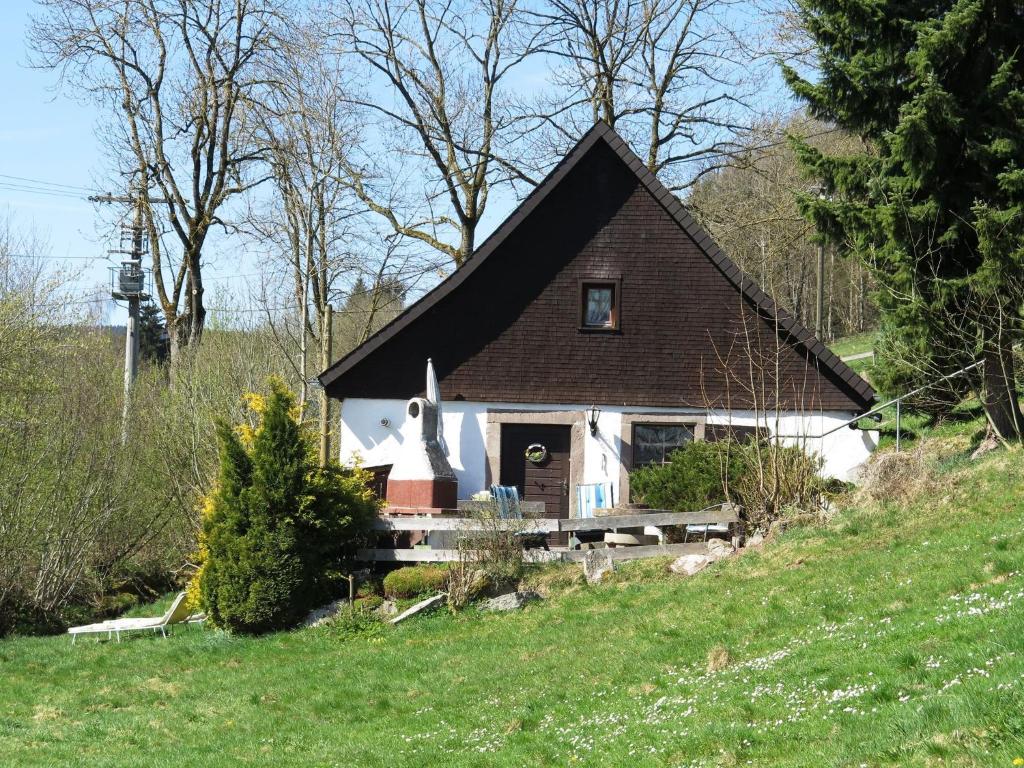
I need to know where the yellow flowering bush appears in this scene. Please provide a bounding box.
[191,378,378,634]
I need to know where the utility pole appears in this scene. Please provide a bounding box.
[299,270,309,415]
[815,239,825,339]
[812,184,829,340]
[90,190,167,440]
[318,303,334,467]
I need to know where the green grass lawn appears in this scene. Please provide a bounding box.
[4,438,1024,766]
[830,331,878,378]
[830,331,877,359]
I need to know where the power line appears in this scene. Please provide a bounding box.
[0,173,96,193]
[207,303,400,315]
[0,183,91,200]
[203,271,267,282]
[20,294,110,311]
[5,252,111,262]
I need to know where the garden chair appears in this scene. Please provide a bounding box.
[489,485,549,550]
[575,482,614,519]
[490,484,522,519]
[684,502,736,542]
[67,592,205,644]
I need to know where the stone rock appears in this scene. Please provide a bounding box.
[482,591,540,612]
[303,599,346,628]
[706,538,734,558]
[390,593,446,624]
[378,599,398,617]
[746,531,765,548]
[669,553,714,576]
[467,569,495,598]
[583,549,615,583]
[972,435,999,459]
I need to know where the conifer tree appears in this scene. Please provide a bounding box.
[198,379,376,634]
[784,0,1024,438]
[138,301,169,365]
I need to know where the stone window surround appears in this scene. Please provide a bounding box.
[485,409,586,518]
[618,413,707,504]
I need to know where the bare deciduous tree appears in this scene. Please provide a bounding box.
[528,0,764,189]
[331,0,541,264]
[688,114,876,341]
[29,0,287,362]
[247,21,364,407]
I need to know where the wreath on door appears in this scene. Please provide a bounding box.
[524,443,548,464]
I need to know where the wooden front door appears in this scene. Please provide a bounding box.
[499,424,572,546]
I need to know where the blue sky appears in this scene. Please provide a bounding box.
[0,0,484,325]
[2,0,793,327]
[0,1,112,304]
[0,1,276,324]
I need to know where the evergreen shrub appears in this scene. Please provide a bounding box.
[196,379,376,634]
[629,438,826,534]
[869,322,970,418]
[629,440,743,513]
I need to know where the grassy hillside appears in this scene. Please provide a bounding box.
[831,331,877,377]
[830,331,876,359]
[3,432,1024,766]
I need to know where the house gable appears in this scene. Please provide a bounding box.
[320,124,874,412]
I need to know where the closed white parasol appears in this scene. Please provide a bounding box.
[425,358,448,455]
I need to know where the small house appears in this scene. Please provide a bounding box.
[318,123,876,519]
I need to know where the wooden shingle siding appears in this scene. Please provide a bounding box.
[322,126,873,412]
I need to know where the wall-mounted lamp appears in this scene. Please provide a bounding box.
[588,404,601,436]
[847,411,883,429]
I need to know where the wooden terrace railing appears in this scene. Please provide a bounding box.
[358,503,741,563]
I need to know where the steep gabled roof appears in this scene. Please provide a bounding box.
[319,122,874,408]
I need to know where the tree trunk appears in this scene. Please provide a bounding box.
[457,223,476,266]
[982,334,1023,440]
[166,313,183,372]
[185,249,206,347]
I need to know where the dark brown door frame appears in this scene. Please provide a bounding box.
[485,409,585,518]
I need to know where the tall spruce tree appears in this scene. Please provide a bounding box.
[784,0,1024,438]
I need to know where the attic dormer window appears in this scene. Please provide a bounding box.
[580,279,620,331]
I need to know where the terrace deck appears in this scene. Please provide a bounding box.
[359,504,741,563]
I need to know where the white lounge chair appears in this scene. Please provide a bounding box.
[68,592,205,644]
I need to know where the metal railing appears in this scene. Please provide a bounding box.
[775,359,984,450]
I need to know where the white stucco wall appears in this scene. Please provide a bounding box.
[338,398,878,505]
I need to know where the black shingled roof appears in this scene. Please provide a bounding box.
[319,122,875,409]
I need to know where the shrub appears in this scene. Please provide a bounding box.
[356,578,383,599]
[197,379,376,634]
[382,565,449,599]
[445,564,492,611]
[446,501,531,610]
[358,594,384,611]
[870,322,970,418]
[731,440,824,532]
[629,440,744,512]
[629,438,826,535]
[324,604,388,641]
